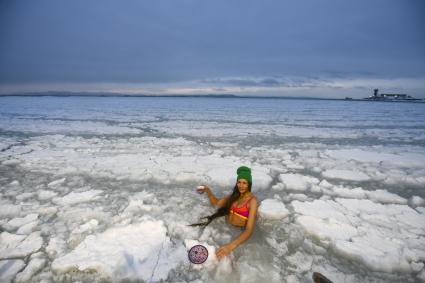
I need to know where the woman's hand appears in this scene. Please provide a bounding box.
[215,243,234,260]
[196,185,210,194]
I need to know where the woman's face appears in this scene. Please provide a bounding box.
[237,178,249,194]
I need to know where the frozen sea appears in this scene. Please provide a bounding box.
[0,96,425,283]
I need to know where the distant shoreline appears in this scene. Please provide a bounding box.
[0,92,424,103]
[0,93,330,100]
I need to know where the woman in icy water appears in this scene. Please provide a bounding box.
[190,166,258,260]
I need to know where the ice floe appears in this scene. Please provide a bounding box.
[46,237,67,259]
[10,135,273,190]
[276,173,320,192]
[52,219,186,282]
[37,190,58,200]
[71,219,99,235]
[0,259,25,283]
[258,199,290,220]
[122,191,156,215]
[0,232,43,259]
[292,198,425,274]
[322,169,370,182]
[410,195,425,207]
[325,148,425,168]
[366,189,408,204]
[15,255,46,283]
[47,178,66,188]
[2,159,21,166]
[52,189,103,206]
[0,204,21,218]
[3,214,38,232]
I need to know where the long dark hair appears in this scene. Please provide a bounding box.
[189,182,252,227]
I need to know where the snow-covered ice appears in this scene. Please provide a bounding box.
[0,232,43,259]
[258,199,290,220]
[15,256,46,283]
[322,169,370,182]
[52,219,186,282]
[3,213,38,232]
[1,96,424,282]
[293,198,425,274]
[410,195,425,207]
[52,189,103,206]
[277,173,320,192]
[0,259,25,283]
[0,204,21,218]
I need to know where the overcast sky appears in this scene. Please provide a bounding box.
[1,0,424,98]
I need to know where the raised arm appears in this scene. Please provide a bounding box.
[216,197,258,260]
[199,185,228,207]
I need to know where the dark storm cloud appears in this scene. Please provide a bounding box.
[0,0,424,85]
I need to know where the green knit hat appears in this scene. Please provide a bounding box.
[237,166,252,183]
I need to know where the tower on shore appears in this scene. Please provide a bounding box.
[374,89,379,97]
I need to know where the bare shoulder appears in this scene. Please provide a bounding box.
[249,195,258,206]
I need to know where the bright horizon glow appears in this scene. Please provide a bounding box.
[1,76,424,99]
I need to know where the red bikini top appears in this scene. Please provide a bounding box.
[230,196,253,220]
